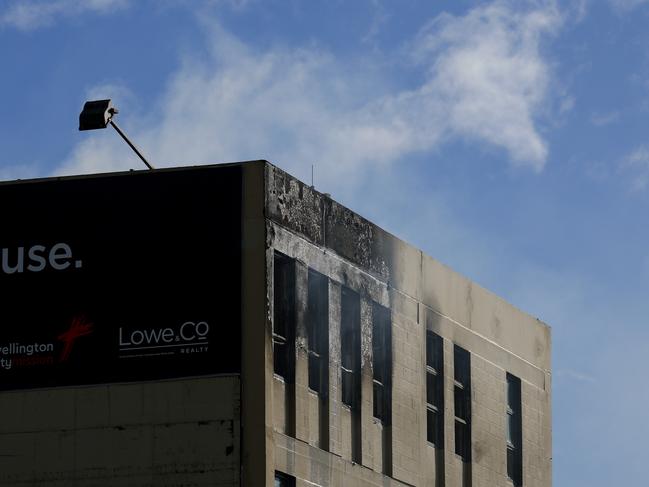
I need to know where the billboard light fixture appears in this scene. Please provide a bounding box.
[79,99,154,170]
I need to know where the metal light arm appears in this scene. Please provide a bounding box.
[108,119,154,170]
[78,99,155,171]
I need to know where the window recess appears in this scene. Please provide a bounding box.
[274,471,296,487]
[506,373,523,486]
[426,330,444,446]
[307,268,329,396]
[453,345,471,462]
[273,252,295,383]
[340,286,361,409]
[372,303,392,424]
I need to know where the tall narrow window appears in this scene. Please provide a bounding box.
[273,252,295,383]
[372,303,392,424]
[454,345,471,462]
[506,373,523,486]
[274,471,296,487]
[307,269,329,395]
[426,330,444,446]
[340,287,360,408]
[341,286,362,463]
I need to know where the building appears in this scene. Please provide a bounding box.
[0,161,551,487]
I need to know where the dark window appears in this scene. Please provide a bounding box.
[454,345,470,385]
[274,471,296,487]
[506,373,523,486]
[454,386,470,421]
[372,303,392,424]
[454,345,471,461]
[273,252,295,383]
[454,420,469,460]
[426,331,444,446]
[307,269,329,395]
[340,286,360,408]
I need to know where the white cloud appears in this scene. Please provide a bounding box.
[0,0,129,30]
[411,1,561,170]
[54,1,561,181]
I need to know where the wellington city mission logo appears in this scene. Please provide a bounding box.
[0,241,92,370]
[0,315,94,371]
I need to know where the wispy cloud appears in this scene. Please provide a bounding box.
[55,1,562,181]
[559,95,576,114]
[555,368,596,383]
[0,163,42,181]
[0,0,129,30]
[620,145,649,191]
[609,0,649,12]
[362,0,390,45]
[590,111,620,126]
[84,82,135,107]
[572,0,590,22]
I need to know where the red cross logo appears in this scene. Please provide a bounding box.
[57,316,94,362]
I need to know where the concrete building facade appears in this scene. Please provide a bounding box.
[0,161,551,487]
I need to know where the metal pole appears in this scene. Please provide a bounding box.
[108,119,155,170]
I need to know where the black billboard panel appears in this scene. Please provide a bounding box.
[0,165,241,390]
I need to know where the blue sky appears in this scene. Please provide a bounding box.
[1,0,647,485]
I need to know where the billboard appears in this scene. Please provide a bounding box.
[0,165,241,390]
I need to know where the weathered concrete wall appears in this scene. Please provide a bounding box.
[274,431,410,487]
[390,287,422,485]
[0,376,241,487]
[265,162,551,487]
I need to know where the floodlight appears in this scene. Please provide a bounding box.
[78,99,154,170]
[79,99,116,131]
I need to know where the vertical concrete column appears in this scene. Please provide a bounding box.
[390,291,422,486]
[422,307,436,487]
[328,280,342,457]
[360,298,380,471]
[424,307,446,487]
[444,340,473,487]
[470,356,504,487]
[241,162,270,487]
[294,261,310,444]
[522,378,552,487]
[539,371,552,487]
[443,337,461,487]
